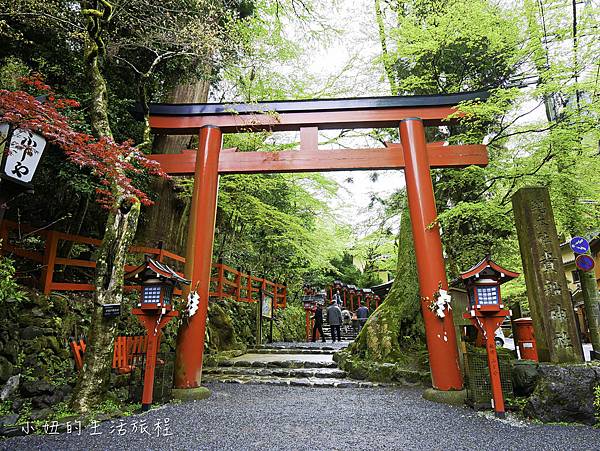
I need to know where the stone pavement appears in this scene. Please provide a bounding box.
[3,383,599,450]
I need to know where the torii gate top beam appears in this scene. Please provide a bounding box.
[148,91,489,134]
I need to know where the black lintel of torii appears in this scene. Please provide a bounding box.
[144,90,490,117]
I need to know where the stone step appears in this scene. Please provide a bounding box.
[209,358,338,369]
[248,348,335,355]
[203,367,347,379]
[203,374,391,388]
[254,342,350,352]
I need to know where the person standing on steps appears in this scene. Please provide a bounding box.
[333,289,343,307]
[327,300,343,342]
[356,303,369,332]
[311,304,326,343]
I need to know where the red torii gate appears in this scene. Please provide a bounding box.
[147,91,489,392]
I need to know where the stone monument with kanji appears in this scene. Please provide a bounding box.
[512,187,583,363]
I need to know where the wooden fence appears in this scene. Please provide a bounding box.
[0,220,286,308]
[210,261,286,308]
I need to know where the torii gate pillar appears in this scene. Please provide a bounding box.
[399,118,463,390]
[174,125,222,389]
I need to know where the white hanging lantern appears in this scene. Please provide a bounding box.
[0,123,47,186]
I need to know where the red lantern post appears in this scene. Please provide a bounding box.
[132,309,178,411]
[460,256,519,418]
[126,258,189,411]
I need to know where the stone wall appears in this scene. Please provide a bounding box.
[522,362,600,425]
[0,289,145,428]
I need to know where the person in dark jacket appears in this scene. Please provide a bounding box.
[311,305,326,342]
[356,304,369,331]
[327,300,343,342]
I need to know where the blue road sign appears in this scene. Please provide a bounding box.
[570,236,590,254]
[575,254,595,272]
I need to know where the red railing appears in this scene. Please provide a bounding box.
[70,335,148,374]
[0,220,286,308]
[210,262,286,308]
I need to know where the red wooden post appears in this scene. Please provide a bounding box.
[482,316,506,417]
[41,230,59,295]
[399,118,463,391]
[305,310,311,342]
[174,125,222,389]
[235,267,242,302]
[217,263,225,300]
[70,340,84,371]
[343,289,347,308]
[134,309,178,411]
[142,332,159,409]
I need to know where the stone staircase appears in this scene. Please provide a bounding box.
[202,342,386,388]
[321,323,358,341]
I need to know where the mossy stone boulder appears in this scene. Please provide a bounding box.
[42,336,61,354]
[0,356,14,383]
[2,341,19,364]
[20,326,45,341]
[523,362,600,425]
[207,303,237,351]
[512,360,539,396]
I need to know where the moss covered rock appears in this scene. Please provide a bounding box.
[207,302,238,351]
[205,300,305,354]
[335,349,431,386]
[523,362,600,425]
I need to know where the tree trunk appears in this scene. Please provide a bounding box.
[374,0,399,95]
[71,3,144,414]
[347,203,424,361]
[136,80,210,256]
[70,198,140,414]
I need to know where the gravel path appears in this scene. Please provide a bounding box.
[2,383,599,451]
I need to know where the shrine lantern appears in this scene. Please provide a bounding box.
[125,257,189,411]
[127,257,189,312]
[460,255,519,418]
[461,256,519,314]
[0,124,47,188]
